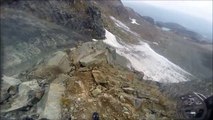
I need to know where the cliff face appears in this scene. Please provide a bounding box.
[1,0,106,75]
[2,0,105,39]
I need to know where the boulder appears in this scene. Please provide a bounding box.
[0,75,21,103]
[47,51,71,73]
[38,83,65,120]
[79,51,106,67]
[1,79,42,112]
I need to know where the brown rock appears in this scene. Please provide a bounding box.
[92,70,107,84]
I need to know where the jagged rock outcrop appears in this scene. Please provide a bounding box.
[84,6,106,39]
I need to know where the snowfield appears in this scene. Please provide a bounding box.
[103,29,192,83]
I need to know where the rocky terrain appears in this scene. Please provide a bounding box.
[1,0,212,119]
[1,41,176,120]
[1,0,105,75]
[1,0,212,81]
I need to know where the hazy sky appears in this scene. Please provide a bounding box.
[122,0,212,23]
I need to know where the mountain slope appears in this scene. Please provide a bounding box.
[1,0,106,75]
[0,0,212,119]
[0,41,176,120]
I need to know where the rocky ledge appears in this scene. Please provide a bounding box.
[0,41,176,120]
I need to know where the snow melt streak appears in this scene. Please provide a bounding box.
[104,29,191,83]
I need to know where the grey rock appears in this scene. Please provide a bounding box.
[0,75,21,103]
[85,6,105,39]
[47,51,71,73]
[106,47,116,64]
[38,83,65,120]
[79,51,106,67]
[1,79,42,112]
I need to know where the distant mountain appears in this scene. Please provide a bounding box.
[121,1,212,43]
[155,21,209,43]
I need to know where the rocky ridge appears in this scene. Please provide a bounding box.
[0,41,176,120]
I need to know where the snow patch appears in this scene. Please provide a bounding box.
[103,29,191,83]
[110,16,139,36]
[161,27,171,31]
[130,18,140,25]
[92,39,98,42]
[110,16,130,31]
[104,29,123,48]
